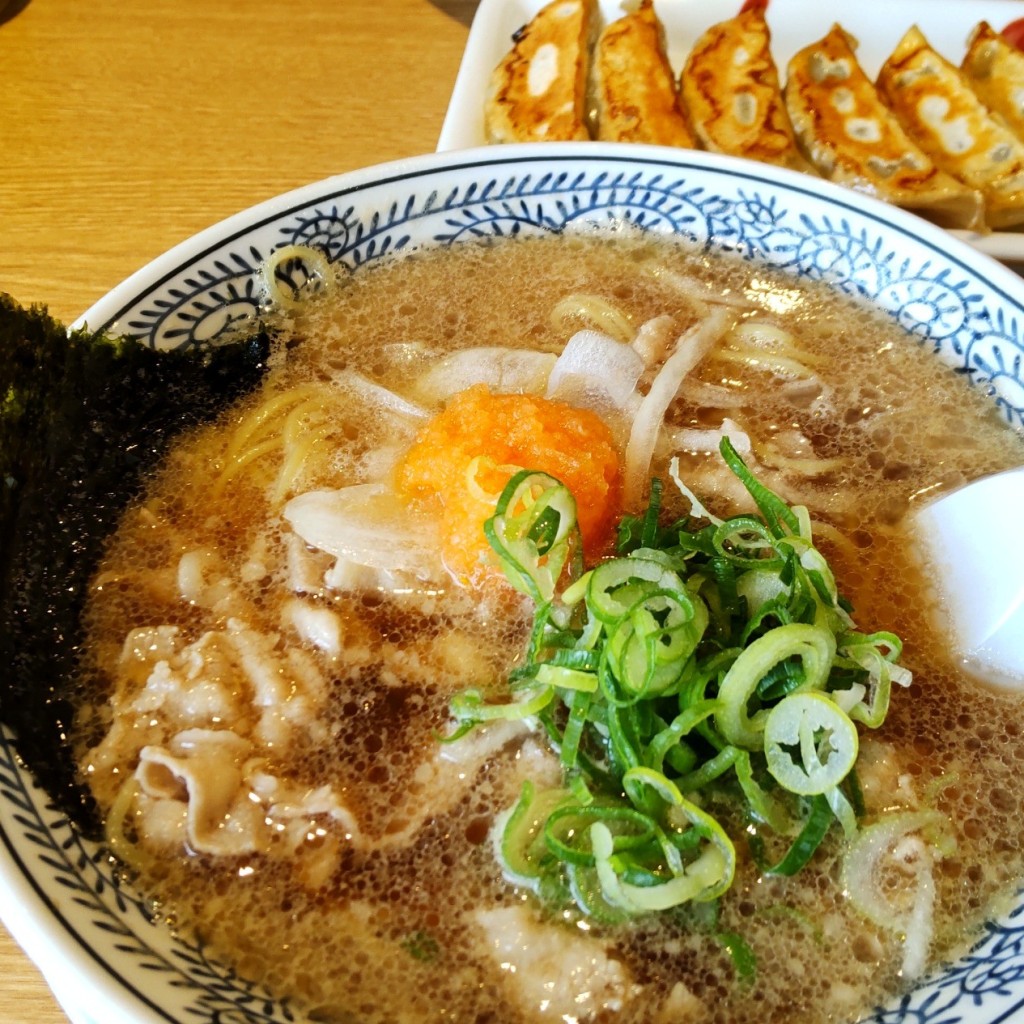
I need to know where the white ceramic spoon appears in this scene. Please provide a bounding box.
[911,466,1024,687]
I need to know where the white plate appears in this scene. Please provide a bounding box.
[437,0,1024,262]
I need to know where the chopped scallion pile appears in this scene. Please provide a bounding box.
[450,437,911,923]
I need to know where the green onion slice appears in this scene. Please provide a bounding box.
[840,810,950,929]
[585,556,687,624]
[592,821,730,913]
[718,437,800,539]
[606,588,708,698]
[713,516,783,570]
[497,781,573,887]
[484,470,580,603]
[716,623,836,749]
[763,692,858,795]
[450,685,554,724]
[756,794,835,876]
[544,802,657,866]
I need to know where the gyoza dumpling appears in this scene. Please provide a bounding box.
[877,25,1024,229]
[785,25,984,230]
[593,0,695,146]
[961,21,1024,142]
[484,0,597,143]
[681,3,812,173]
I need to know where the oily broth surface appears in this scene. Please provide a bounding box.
[76,232,1024,1024]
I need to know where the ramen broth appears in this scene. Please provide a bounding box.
[74,232,1024,1024]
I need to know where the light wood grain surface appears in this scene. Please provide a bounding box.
[0,0,476,1019]
[0,0,478,325]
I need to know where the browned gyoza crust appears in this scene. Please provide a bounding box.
[879,25,1024,229]
[681,4,812,172]
[785,24,984,230]
[484,0,595,143]
[962,21,1024,142]
[593,0,695,147]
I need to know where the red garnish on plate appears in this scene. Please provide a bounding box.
[740,0,769,11]
[1002,17,1024,50]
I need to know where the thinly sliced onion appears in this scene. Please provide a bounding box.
[545,329,645,415]
[668,457,723,525]
[631,315,676,368]
[841,811,947,980]
[758,449,847,478]
[283,483,440,579]
[411,347,556,404]
[644,265,754,314]
[680,378,748,408]
[663,418,751,456]
[900,842,936,980]
[332,369,428,421]
[624,307,735,509]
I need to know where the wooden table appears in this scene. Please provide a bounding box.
[0,0,478,325]
[0,0,477,1018]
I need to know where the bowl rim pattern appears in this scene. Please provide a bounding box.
[1,141,1022,1024]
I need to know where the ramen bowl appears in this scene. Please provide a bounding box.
[1,143,1023,1024]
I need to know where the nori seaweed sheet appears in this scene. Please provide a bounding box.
[0,293,272,835]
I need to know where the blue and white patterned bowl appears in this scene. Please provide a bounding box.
[2,143,1024,1024]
